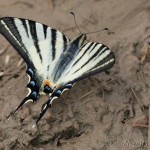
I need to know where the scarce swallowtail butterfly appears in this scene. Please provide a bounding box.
[0,17,115,125]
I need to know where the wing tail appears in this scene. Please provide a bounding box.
[35,100,51,125]
[12,67,41,115]
[13,97,34,114]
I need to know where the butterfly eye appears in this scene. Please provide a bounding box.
[44,85,52,94]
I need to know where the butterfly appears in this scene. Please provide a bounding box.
[0,17,115,125]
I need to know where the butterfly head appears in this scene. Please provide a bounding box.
[71,34,87,48]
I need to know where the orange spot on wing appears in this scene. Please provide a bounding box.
[44,79,52,88]
[43,80,58,89]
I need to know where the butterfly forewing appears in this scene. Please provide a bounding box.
[0,17,70,83]
[56,42,115,85]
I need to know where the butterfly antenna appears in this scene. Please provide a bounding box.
[85,28,112,35]
[70,12,81,34]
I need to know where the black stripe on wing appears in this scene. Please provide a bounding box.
[21,19,29,37]
[63,34,68,52]
[28,20,43,62]
[72,42,94,66]
[43,25,47,39]
[74,46,110,73]
[76,44,114,81]
[51,29,56,60]
[87,49,115,75]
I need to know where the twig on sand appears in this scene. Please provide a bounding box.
[8,83,16,89]
[77,78,116,101]
[132,114,148,128]
[17,58,23,67]
[5,55,10,65]
[140,42,150,64]
[12,1,33,8]
[130,86,144,112]
[0,1,33,8]
[0,48,6,55]
[0,44,9,55]
[0,72,4,77]
[134,124,148,128]
[137,124,149,128]
[101,87,105,101]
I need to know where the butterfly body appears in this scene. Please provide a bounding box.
[0,17,115,125]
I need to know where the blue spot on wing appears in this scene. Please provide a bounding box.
[30,91,37,100]
[27,80,36,88]
[65,84,73,89]
[26,68,34,78]
[56,90,62,95]
[44,85,52,94]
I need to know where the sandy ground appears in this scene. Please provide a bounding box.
[0,0,150,150]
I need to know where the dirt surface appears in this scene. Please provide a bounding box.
[0,0,150,150]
